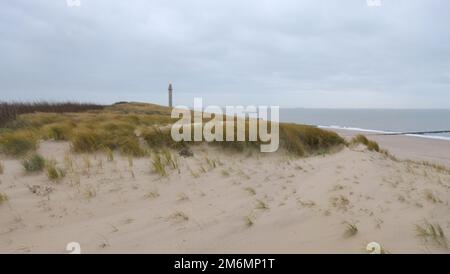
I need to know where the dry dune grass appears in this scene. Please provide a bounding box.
[1,102,345,158]
[0,130,38,156]
[0,192,8,204]
[350,134,380,152]
[1,103,175,157]
[0,101,104,127]
[415,220,448,249]
[343,221,358,238]
[280,123,344,156]
[45,160,65,182]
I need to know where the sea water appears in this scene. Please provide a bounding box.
[280,109,450,141]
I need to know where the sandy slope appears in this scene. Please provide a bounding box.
[0,138,449,254]
[330,129,450,166]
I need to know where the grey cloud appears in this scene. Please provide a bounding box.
[0,0,449,108]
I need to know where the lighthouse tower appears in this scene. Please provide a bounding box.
[168,83,173,108]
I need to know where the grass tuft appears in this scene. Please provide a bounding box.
[221,169,230,177]
[83,185,97,199]
[150,150,179,177]
[367,141,380,152]
[0,192,8,204]
[45,161,66,182]
[144,191,160,199]
[424,189,441,204]
[162,149,179,170]
[343,221,358,238]
[105,147,114,162]
[255,199,269,210]
[169,211,189,222]
[151,153,167,177]
[330,195,350,211]
[177,192,189,201]
[351,134,369,146]
[205,157,217,169]
[22,153,45,172]
[245,216,254,227]
[244,187,256,196]
[351,134,380,152]
[415,220,448,248]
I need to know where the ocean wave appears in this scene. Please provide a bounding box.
[318,125,450,142]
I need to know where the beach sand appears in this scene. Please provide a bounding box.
[0,133,449,254]
[329,129,450,167]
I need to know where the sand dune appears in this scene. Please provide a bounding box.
[0,136,449,254]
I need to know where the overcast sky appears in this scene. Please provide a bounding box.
[1,0,449,108]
